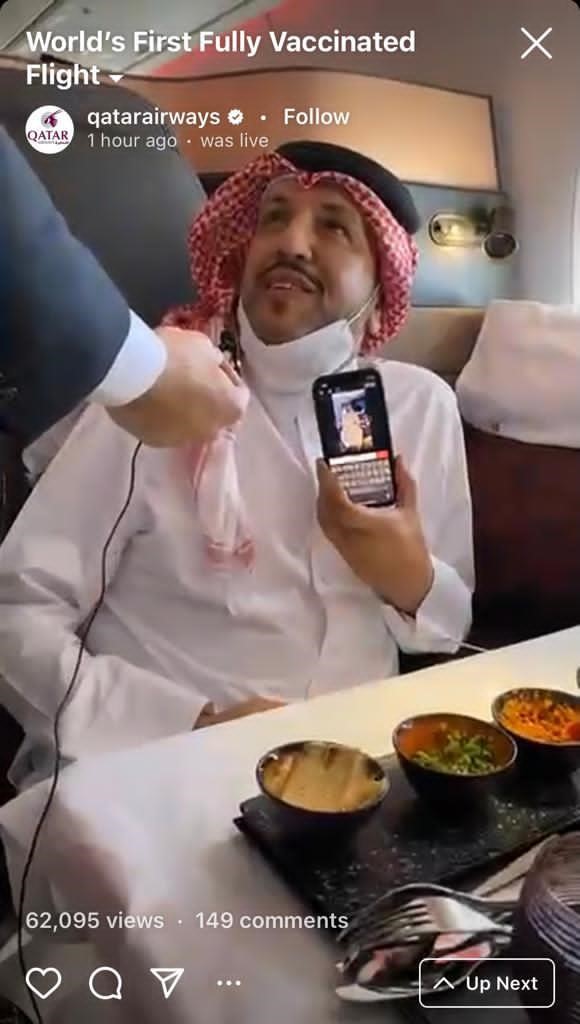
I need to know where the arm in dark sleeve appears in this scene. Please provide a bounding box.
[0,125,131,443]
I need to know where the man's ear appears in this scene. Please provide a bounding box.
[358,292,382,353]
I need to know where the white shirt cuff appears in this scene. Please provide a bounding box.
[382,556,472,655]
[91,311,167,407]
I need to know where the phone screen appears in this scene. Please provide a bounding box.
[313,369,396,507]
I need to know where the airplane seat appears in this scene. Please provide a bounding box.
[0,64,205,326]
[465,423,580,648]
[391,306,580,671]
[0,64,207,802]
[0,65,206,541]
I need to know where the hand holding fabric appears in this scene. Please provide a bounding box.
[316,456,434,616]
[107,328,246,447]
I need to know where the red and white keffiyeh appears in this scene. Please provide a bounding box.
[164,151,418,351]
[162,151,418,570]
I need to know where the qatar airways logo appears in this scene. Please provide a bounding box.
[25,106,75,153]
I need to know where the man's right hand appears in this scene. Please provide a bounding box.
[107,327,246,447]
[194,697,286,729]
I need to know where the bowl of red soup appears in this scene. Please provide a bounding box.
[492,688,580,775]
[393,712,517,808]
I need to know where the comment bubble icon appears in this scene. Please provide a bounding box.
[89,967,123,1000]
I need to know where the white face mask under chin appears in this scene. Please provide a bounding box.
[237,302,361,397]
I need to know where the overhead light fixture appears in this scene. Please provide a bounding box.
[428,206,518,260]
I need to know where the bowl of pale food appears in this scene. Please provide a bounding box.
[256,740,388,840]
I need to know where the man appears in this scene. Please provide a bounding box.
[0,125,243,447]
[0,140,474,785]
[340,405,365,450]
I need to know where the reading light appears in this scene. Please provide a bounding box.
[428,212,487,248]
[429,206,518,259]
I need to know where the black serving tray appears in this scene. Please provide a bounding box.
[234,755,580,926]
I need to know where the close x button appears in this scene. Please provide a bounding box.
[419,957,556,1010]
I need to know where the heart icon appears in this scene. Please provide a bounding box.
[25,968,62,1000]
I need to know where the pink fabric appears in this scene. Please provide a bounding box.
[182,426,254,569]
[162,151,418,570]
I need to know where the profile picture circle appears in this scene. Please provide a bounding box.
[25,106,75,153]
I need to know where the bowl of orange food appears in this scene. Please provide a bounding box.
[492,688,580,775]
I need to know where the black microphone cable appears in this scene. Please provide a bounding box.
[16,440,143,1024]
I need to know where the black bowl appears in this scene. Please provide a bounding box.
[492,687,580,777]
[256,740,388,841]
[393,712,517,808]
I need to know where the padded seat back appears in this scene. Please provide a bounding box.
[465,423,580,645]
[0,63,205,325]
[0,65,207,539]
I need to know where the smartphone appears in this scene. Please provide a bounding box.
[312,368,397,507]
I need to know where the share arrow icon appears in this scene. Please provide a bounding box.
[150,968,184,999]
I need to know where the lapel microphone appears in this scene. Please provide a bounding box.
[219,329,242,376]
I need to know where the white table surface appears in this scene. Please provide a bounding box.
[0,627,578,1023]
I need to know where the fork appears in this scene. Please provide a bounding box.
[341,903,512,962]
[339,883,515,947]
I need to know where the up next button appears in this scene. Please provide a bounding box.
[419,957,556,1010]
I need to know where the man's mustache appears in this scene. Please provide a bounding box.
[260,259,322,291]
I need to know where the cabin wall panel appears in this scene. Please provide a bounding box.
[140,0,580,305]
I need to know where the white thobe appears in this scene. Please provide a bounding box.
[0,358,473,788]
